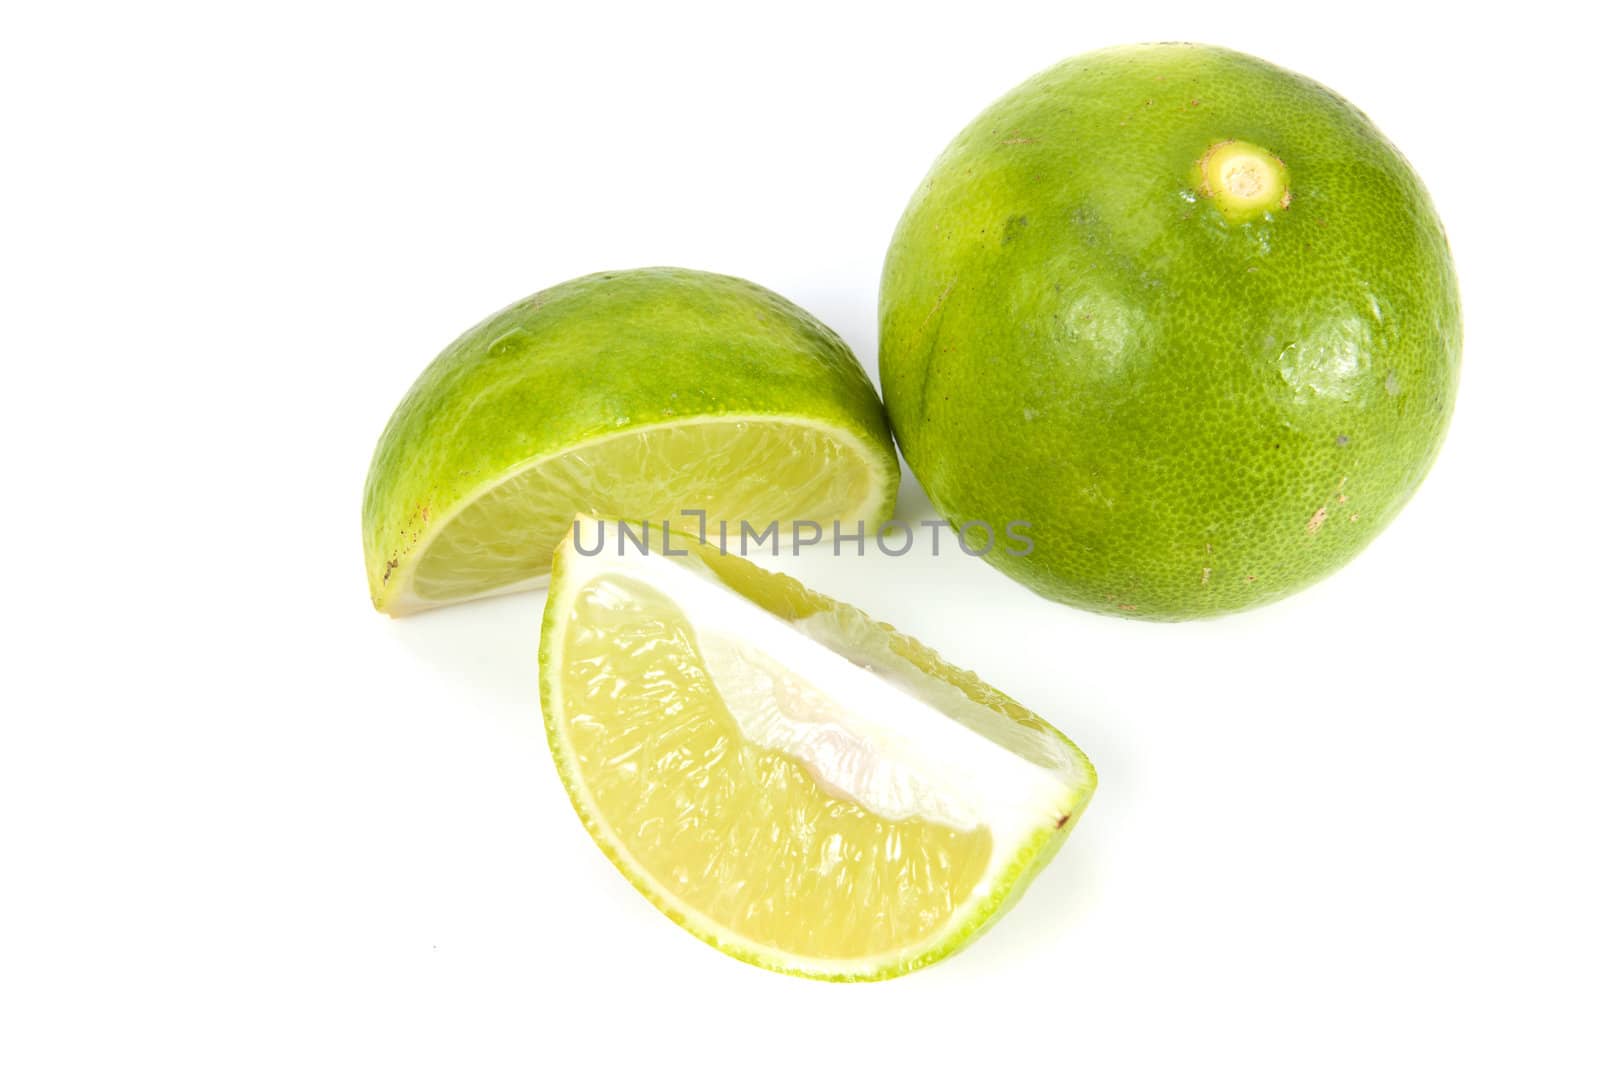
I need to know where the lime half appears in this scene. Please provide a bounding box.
[541,516,1096,980]
[363,268,898,615]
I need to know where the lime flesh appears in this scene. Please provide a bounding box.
[541,517,1096,980]
[400,416,883,614]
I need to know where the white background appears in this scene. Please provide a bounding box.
[3,2,1596,1063]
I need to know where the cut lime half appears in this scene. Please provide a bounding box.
[362,267,900,616]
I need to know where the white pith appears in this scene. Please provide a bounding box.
[1221,158,1265,199]
[543,517,1091,977]
[383,414,894,616]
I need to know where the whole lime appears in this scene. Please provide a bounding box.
[880,44,1461,619]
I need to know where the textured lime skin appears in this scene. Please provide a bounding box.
[880,44,1461,619]
[362,268,897,608]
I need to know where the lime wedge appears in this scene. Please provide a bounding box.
[541,516,1096,981]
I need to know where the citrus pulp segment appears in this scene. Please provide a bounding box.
[395,415,887,614]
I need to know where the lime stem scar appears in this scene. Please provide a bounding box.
[1194,140,1291,223]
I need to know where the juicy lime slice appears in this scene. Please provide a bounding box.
[541,516,1096,980]
[391,415,888,615]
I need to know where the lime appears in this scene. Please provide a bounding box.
[541,516,1096,980]
[880,44,1461,619]
[363,268,898,615]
